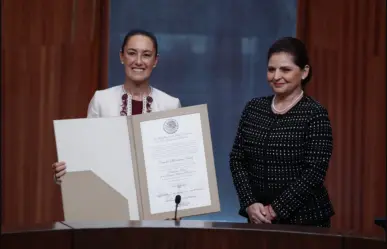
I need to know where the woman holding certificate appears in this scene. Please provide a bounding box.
[53,29,181,183]
[229,37,335,227]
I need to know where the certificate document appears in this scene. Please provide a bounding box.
[54,104,220,221]
[140,113,211,214]
[133,104,220,220]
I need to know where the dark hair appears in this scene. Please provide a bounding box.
[120,29,159,56]
[267,37,312,87]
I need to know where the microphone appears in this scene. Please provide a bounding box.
[174,194,181,221]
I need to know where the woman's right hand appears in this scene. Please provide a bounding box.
[52,161,67,184]
[247,203,272,224]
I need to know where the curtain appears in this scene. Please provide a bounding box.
[297,0,386,238]
[1,0,110,227]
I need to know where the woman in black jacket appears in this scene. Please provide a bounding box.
[229,37,334,227]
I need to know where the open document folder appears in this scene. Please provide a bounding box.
[53,104,220,221]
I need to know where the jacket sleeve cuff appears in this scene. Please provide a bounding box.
[271,198,290,219]
[238,199,257,218]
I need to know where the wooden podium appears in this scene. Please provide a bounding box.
[2,220,385,249]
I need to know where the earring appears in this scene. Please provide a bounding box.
[121,61,124,64]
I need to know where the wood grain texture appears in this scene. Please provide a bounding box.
[297,0,386,238]
[1,0,110,228]
[2,221,385,249]
[1,222,72,249]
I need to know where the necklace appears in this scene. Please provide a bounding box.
[271,91,304,114]
[120,85,153,116]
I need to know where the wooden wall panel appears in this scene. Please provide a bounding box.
[297,0,386,238]
[1,0,110,228]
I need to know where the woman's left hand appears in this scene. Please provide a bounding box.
[265,205,277,220]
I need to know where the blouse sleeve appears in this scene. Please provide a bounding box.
[176,98,182,108]
[87,91,100,118]
[271,109,333,219]
[229,100,256,216]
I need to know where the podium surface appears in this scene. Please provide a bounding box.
[2,220,385,249]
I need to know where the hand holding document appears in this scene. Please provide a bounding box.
[53,104,220,221]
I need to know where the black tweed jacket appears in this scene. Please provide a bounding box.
[229,95,335,225]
